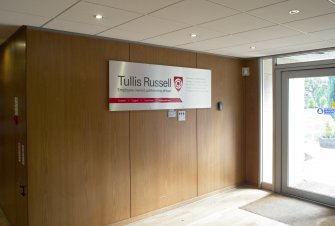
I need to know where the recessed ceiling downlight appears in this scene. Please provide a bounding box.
[190,33,197,38]
[250,46,256,50]
[289,9,300,15]
[95,14,103,20]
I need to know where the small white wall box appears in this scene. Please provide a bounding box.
[242,67,250,76]
[168,109,177,118]
[178,111,186,121]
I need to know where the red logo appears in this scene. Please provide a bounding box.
[174,76,183,91]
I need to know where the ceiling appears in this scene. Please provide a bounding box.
[1,0,335,58]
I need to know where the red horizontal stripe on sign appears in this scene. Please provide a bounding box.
[109,98,182,103]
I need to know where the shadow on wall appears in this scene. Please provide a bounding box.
[0,208,10,226]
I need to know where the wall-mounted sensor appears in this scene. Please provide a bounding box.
[217,101,224,111]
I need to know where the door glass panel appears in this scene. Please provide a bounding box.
[288,75,335,198]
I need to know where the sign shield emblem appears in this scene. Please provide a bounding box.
[174,76,183,92]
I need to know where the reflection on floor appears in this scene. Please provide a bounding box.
[127,188,288,226]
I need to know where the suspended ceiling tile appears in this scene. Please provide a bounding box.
[84,0,181,14]
[56,1,141,28]
[142,26,224,47]
[257,41,335,56]
[115,15,188,38]
[0,0,78,18]
[199,13,274,34]
[249,34,325,50]
[249,0,335,23]
[179,25,301,51]
[285,13,335,33]
[311,28,335,41]
[0,9,48,26]
[150,0,238,25]
[44,19,107,35]
[98,28,150,41]
[207,0,287,12]
[209,47,264,58]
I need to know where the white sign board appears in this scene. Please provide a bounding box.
[109,61,211,111]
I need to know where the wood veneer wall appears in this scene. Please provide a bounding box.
[197,54,244,195]
[129,44,198,216]
[0,28,27,226]
[0,27,253,226]
[244,59,260,186]
[26,30,130,226]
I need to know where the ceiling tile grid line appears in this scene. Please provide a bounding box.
[283,12,335,33]
[0,0,79,18]
[206,0,289,12]
[149,0,240,26]
[41,0,82,27]
[84,0,185,15]
[176,24,303,49]
[94,15,146,35]
[92,0,187,36]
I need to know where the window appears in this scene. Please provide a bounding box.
[261,58,273,185]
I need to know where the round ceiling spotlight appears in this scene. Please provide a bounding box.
[94,14,103,20]
[190,33,197,38]
[289,9,300,15]
[250,46,256,50]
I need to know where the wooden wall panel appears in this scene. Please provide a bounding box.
[244,59,260,186]
[0,28,27,226]
[26,29,130,226]
[129,44,198,216]
[197,54,244,195]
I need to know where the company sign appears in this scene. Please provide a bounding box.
[109,61,211,111]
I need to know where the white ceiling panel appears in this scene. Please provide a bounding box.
[246,34,325,50]
[208,0,287,12]
[257,41,335,56]
[312,28,335,41]
[249,0,335,23]
[0,9,48,26]
[199,13,274,34]
[150,0,238,25]
[0,0,78,17]
[209,45,264,57]
[1,0,335,58]
[84,0,181,14]
[142,26,224,47]
[284,13,335,33]
[179,25,301,51]
[56,2,141,28]
[115,15,188,38]
[98,28,150,41]
[44,19,106,35]
[209,48,264,58]
[208,34,327,57]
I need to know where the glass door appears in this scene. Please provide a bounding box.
[282,67,335,206]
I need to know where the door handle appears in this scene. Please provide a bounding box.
[19,185,26,197]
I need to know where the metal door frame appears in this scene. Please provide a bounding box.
[274,59,335,207]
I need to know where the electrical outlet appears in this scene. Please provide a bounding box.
[178,111,186,121]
